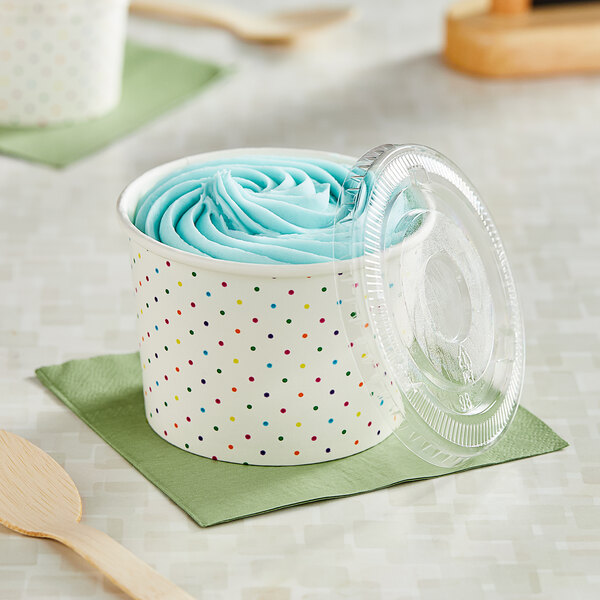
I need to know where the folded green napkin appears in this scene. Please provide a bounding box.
[35,353,567,527]
[0,42,224,168]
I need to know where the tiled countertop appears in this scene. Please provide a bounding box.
[1,1,598,598]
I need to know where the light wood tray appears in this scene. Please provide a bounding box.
[445,0,600,77]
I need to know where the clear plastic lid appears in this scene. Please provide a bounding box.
[333,144,525,467]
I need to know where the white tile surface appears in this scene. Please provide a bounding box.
[1,1,599,598]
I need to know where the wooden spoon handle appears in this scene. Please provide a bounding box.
[53,522,195,600]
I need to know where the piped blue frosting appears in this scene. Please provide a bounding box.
[134,156,354,265]
[133,154,422,265]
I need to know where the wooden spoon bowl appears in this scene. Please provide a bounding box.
[0,430,82,537]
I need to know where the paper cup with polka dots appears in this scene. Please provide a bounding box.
[118,146,526,468]
[118,148,394,466]
[0,0,129,126]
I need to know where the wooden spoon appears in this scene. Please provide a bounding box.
[129,0,356,45]
[0,430,194,600]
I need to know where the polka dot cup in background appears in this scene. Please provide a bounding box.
[118,149,391,466]
[0,0,129,126]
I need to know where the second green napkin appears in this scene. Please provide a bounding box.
[36,353,567,527]
[0,42,224,168]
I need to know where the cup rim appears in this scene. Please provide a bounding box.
[117,147,365,279]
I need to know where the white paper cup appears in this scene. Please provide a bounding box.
[0,0,129,126]
[118,148,392,466]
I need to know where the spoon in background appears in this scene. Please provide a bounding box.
[0,430,195,600]
[129,0,356,45]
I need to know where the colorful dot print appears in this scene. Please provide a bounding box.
[130,240,389,466]
[0,0,128,126]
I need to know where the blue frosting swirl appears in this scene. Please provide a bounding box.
[134,155,355,265]
[133,154,423,265]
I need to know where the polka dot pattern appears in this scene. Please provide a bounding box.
[130,240,389,466]
[0,0,128,126]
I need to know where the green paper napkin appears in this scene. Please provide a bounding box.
[0,42,224,168]
[35,353,567,527]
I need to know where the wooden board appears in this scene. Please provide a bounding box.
[445,0,600,77]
